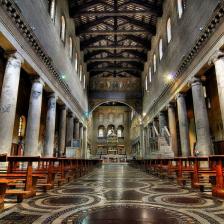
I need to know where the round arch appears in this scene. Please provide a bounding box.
[90,100,139,115]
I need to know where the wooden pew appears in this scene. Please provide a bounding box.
[210,155,224,198]
[188,156,214,191]
[0,156,43,201]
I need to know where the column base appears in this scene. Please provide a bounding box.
[212,187,224,198]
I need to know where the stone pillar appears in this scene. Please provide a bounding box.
[140,123,145,158]
[209,51,224,128]
[168,103,178,156]
[83,127,88,158]
[74,119,80,140]
[191,77,213,156]
[176,93,191,157]
[24,78,44,156]
[159,111,167,135]
[43,93,57,157]
[0,52,23,155]
[58,105,67,156]
[66,111,74,147]
[152,118,158,137]
[79,124,83,157]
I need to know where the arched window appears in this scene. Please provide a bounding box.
[153,54,157,73]
[98,126,105,137]
[18,116,26,137]
[117,126,124,138]
[107,124,115,136]
[148,67,152,83]
[49,0,56,21]
[177,0,183,18]
[145,76,148,92]
[167,18,172,43]
[75,52,78,72]
[159,39,163,60]
[79,65,83,81]
[60,16,66,42]
[69,37,73,58]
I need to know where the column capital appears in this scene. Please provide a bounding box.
[67,111,74,118]
[176,92,185,100]
[32,76,45,86]
[5,51,24,63]
[74,117,79,123]
[189,76,202,87]
[59,104,67,110]
[47,92,57,99]
[167,102,176,109]
[208,50,224,65]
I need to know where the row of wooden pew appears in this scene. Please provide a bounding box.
[0,154,102,211]
[130,156,224,198]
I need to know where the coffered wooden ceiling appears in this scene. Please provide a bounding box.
[69,0,163,78]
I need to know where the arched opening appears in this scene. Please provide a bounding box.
[167,18,172,43]
[177,0,183,18]
[49,0,56,21]
[159,38,163,60]
[153,54,157,73]
[60,16,66,42]
[69,37,73,58]
[117,125,124,138]
[98,125,105,137]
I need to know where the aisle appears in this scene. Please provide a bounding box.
[0,164,224,224]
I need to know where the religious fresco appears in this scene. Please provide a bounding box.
[90,77,141,92]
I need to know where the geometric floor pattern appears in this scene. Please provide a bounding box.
[0,164,224,223]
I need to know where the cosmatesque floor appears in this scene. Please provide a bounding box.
[1,164,224,224]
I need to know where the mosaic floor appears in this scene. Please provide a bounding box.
[1,164,224,223]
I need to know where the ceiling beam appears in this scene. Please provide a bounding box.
[71,10,158,17]
[89,71,141,77]
[84,46,145,50]
[80,35,107,50]
[69,0,110,16]
[119,50,147,61]
[86,57,142,62]
[79,30,150,35]
[128,0,163,16]
[84,50,112,61]
[87,61,144,71]
[76,16,113,35]
[88,67,142,72]
[124,35,150,48]
[119,16,156,34]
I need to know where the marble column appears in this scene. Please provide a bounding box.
[191,77,213,156]
[0,52,23,155]
[209,50,224,128]
[139,123,145,158]
[24,77,44,156]
[43,93,57,157]
[168,103,178,156]
[176,93,191,156]
[58,105,67,156]
[159,111,167,135]
[152,118,158,137]
[66,111,74,147]
[83,127,88,158]
[79,124,83,157]
[74,119,80,140]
